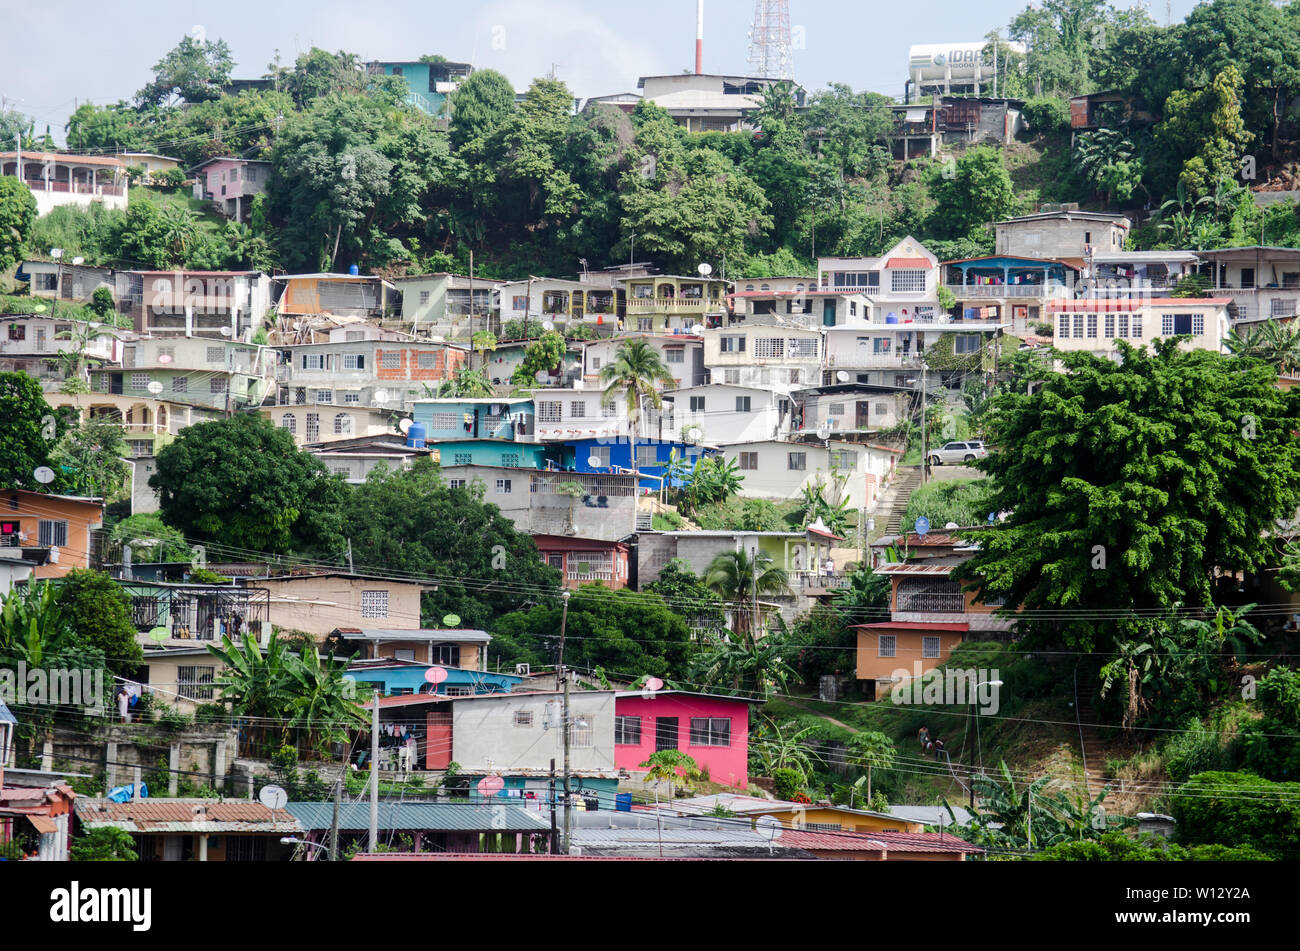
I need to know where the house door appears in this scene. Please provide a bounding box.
[856,401,871,429]
[163,836,183,861]
[822,301,836,327]
[655,717,679,751]
[109,373,123,395]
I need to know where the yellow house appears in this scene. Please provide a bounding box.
[255,573,431,641]
[620,275,731,333]
[667,794,925,833]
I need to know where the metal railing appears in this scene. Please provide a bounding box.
[944,283,1063,298]
[896,591,966,613]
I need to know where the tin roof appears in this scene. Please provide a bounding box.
[286,801,551,831]
[777,829,982,854]
[75,798,301,833]
[334,628,491,643]
[884,257,933,268]
[0,699,16,725]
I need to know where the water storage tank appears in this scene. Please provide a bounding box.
[348,264,360,276]
[885,313,899,324]
[908,40,1026,92]
[407,421,427,449]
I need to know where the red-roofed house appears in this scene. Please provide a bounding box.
[0,783,76,861]
[777,828,982,861]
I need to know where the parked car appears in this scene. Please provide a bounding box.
[928,441,987,466]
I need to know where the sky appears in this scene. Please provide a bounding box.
[3,0,1208,146]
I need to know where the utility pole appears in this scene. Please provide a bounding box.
[557,589,572,852]
[469,249,475,342]
[549,757,558,854]
[345,538,353,574]
[920,361,928,484]
[329,776,341,861]
[751,545,760,641]
[369,689,379,853]
[968,698,976,810]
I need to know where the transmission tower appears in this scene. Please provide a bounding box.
[747,0,794,80]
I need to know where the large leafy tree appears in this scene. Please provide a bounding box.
[1153,65,1252,199]
[962,341,1300,653]
[928,146,1018,240]
[1007,0,1113,97]
[449,69,517,152]
[50,418,130,500]
[0,372,63,489]
[703,548,790,639]
[136,35,235,106]
[54,569,142,675]
[149,414,347,555]
[0,177,37,273]
[341,458,560,629]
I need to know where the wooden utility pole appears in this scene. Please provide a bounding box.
[558,590,572,852]
[368,689,379,853]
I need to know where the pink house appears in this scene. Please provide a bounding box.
[613,691,754,789]
[191,157,272,222]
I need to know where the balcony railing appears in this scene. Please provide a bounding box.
[625,299,727,314]
[826,353,921,369]
[944,283,1063,299]
[793,571,852,590]
[896,591,966,613]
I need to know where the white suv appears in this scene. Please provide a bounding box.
[928,441,987,466]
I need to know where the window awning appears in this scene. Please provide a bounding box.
[905,108,927,123]
[27,814,58,834]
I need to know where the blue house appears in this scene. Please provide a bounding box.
[428,439,555,470]
[562,437,719,491]
[366,61,474,118]
[412,398,535,442]
[345,659,522,697]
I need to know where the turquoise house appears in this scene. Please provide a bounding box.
[428,440,558,470]
[345,659,523,697]
[412,397,536,441]
[367,61,473,118]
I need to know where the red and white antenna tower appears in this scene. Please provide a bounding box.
[747,0,794,79]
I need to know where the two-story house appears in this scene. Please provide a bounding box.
[582,334,706,389]
[438,467,640,541]
[190,157,272,222]
[392,273,501,340]
[96,337,276,411]
[115,269,273,339]
[620,275,731,334]
[702,321,823,393]
[366,60,473,119]
[942,255,1076,333]
[664,383,785,445]
[499,277,623,332]
[411,397,536,443]
[719,437,899,512]
[1048,297,1232,360]
[1192,246,1300,322]
[0,315,122,384]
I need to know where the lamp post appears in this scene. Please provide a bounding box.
[49,247,63,319]
[280,836,328,860]
[557,589,572,853]
[967,678,1003,810]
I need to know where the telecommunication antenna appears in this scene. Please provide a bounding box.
[747,0,794,80]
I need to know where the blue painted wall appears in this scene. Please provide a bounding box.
[562,437,718,491]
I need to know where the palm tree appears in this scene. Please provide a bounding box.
[1229,319,1300,374]
[599,341,676,476]
[690,629,797,698]
[435,364,494,398]
[158,204,199,263]
[845,731,896,806]
[703,548,790,640]
[748,716,822,783]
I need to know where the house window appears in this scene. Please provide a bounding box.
[878,635,897,658]
[922,636,942,659]
[501,453,520,467]
[637,318,653,332]
[601,401,618,418]
[429,412,459,430]
[788,338,818,359]
[449,479,466,489]
[382,352,401,369]
[433,644,462,666]
[171,375,188,393]
[178,665,215,701]
[890,270,927,293]
[827,403,845,416]
[496,479,512,493]
[454,452,472,466]
[416,352,438,370]
[1132,315,1143,338]
[720,335,746,353]
[332,467,350,478]
[316,390,333,403]
[334,413,353,435]
[1086,315,1098,339]
[569,717,594,748]
[419,290,432,307]
[6,324,24,341]
[569,402,586,419]
[38,520,68,547]
[302,354,325,370]
[724,368,741,384]
[955,334,983,354]
[225,837,268,862]
[614,715,642,745]
[130,373,151,390]
[832,450,858,469]
[344,393,360,404]
[1072,315,1084,339]
[635,446,659,467]
[129,440,153,457]
[342,354,365,370]
[206,347,225,364]
[735,396,751,413]
[210,378,228,395]
[245,167,257,184]
[445,685,473,696]
[788,452,806,470]
[306,414,319,441]
[538,402,562,424]
[1191,314,1204,335]
[690,396,706,413]
[1104,314,1116,338]
[1058,314,1070,337]
[591,357,602,370]
[361,590,389,618]
[787,369,802,384]
[689,717,731,747]
[280,414,296,434]
[514,710,534,727]
[1117,314,1129,339]
[739,451,758,470]
[665,348,685,364]
[754,338,785,359]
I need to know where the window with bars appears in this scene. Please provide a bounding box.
[178,665,215,700]
[39,520,68,547]
[689,717,731,747]
[788,338,818,359]
[1087,315,1098,338]
[1072,315,1085,339]
[890,270,927,293]
[344,393,360,404]
[831,450,858,469]
[614,715,642,745]
[418,352,438,369]
[538,402,562,424]
[1104,314,1116,338]
[1117,314,1129,338]
[206,347,225,364]
[429,412,459,430]
[94,374,109,392]
[360,590,388,618]
[753,338,785,359]
[878,635,896,658]
[569,402,586,419]
[827,403,845,416]
[514,710,533,727]
[1058,314,1070,338]
[333,413,352,435]
[501,453,520,467]
[453,453,472,466]
[1132,315,1143,338]
[128,440,153,457]
[923,636,942,659]
[306,414,319,441]
[210,378,227,394]
[225,837,268,862]
[1191,314,1204,335]
[281,414,296,434]
[130,373,151,390]
[302,354,325,370]
[171,375,188,393]
[342,354,365,370]
[665,348,685,364]
[381,352,401,369]
[316,390,333,403]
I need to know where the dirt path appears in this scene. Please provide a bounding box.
[786,699,860,735]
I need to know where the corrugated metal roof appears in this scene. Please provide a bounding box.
[778,829,981,854]
[572,829,779,847]
[0,698,16,724]
[75,798,301,833]
[286,801,551,832]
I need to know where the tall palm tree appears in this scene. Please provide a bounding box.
[599,340,676,476]
[703,548,790,640]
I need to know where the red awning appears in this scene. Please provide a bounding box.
[885,257,931,268]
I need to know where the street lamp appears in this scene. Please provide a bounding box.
[49,247,63,318]
[967,679,1004,810]
[280,836,329,859]
[558,589,572,853]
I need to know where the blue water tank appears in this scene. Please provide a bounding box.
[407,421,427,448]
[348,264,360,276]
[885,313,899,324]
[616,793,633,812]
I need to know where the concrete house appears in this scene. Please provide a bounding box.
[0,488,102,580]
[702,323,823,394]
[582,334,706,389]
[411,397,536,442]
[254,573,430,641]
[438,466,640,542]
[1,151,127,215]
[613,690,755,789]
[942,255,1076,333]
[665,383,785,445]
[720,438,899,511]
[98,337,276,411]
[620,275,731,334]
[331,627,492,670]
[1193,246,1300,322]
[115,269,273,339]
[994,208,1130,262]
[392,273,500,340]
[0,314,122,384]
[637,74,804,133]
[533,534,631,590]
[367,60,473,118]
[303,433,437,484]
[22,260,115,303]
[191,157,272,222]
[1048,298,1232,359]
[275,335,468,414]
[499,277,623,331]
[75,798,299,862]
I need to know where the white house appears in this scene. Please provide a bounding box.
[1048,298,1232,360]
[721,438,901,511]
[665,383,785,445]
[582,334,707,389]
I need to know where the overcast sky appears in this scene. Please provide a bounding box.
[5,0,1205,145]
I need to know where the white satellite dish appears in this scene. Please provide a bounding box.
[258,784,288,810]
[697,263,713,277]
[33,467,55,485]
[587,455,603,468]
[691,324,704,335]
[399,418,413,434]
[945,521,959,530]
[374,389,390,403]
[836,370,850,383]
[756,815,783,841]
[219,327,232,337]
[146,381,164,395]
[542,320,555,332]
[817,426,830,440]
[71,256,85,266]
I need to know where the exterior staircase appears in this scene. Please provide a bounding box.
[881,467,923,535]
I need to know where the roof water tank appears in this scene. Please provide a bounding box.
[407,421,427,448]
[348,264,360,276]
[885,313,899,324]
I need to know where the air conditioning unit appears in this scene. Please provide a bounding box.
[514,663,531,676]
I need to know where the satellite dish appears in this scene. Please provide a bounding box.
[219,327,232,337]
[914,516,931,537]
[836,370,850,382]
[71,256,85,266]
[442,613,461,627]
[33,467,55,485]
[49,248,63,259]
[32,304,47,314]
[756,815,783,841]
[587,455,603,468]
[147,626,169,643]
[542,320,555,332]
[398,418,413,434]
[816,426,830,440]
[157,353,173,364]
[697,263,713,277]
[258,784,288,810]
[644,677,664,692]
[477,775,505,797]
[691,324,704,335]
[374,389,390,403]
[147,381,164,395]
[424,666,449,685]
[944,521,959,530]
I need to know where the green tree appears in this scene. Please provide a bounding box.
[55,570,142,675]
[136,35,235,106]
[749,717,822,784]
[845,731,896,805]
[961,341,1300,654]
[150,414,347,555]
[70,826,139,862]
[510,329,567,385]
[1008,0,1113,97]
[284,48,365,108]
[449,69,518,152]
[0,372,61,489]
[599,340,676,468]
[643,558,727,634]
[703,548,790,640]
[0,177,37,272]
[49,418,129,500]
[929,146,1018,240]
[110,512,191,563]
[1167,771,1300,858]
[1153,66,1252,199]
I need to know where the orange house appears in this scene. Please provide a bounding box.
[0,488,103,580]
[855,532,1012,700]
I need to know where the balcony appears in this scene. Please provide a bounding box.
[896,590,966,613]
[826,352,922,369]
[793,571,852,592]
[945,283,1064,299]
[625,298,728,315]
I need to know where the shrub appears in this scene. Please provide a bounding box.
[771,766,804,800]
[1162,719,1227,784]
[1167,771,1300,857]
[1021,96,1071,135]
